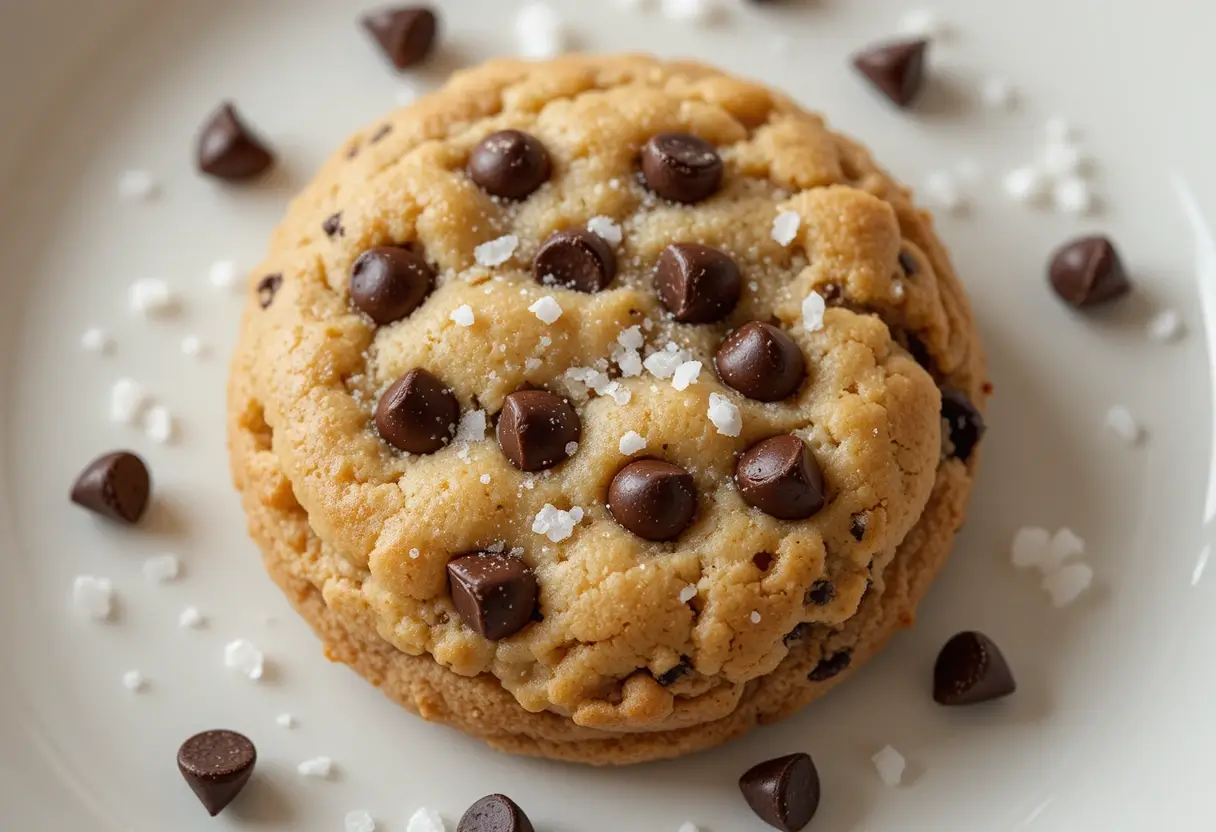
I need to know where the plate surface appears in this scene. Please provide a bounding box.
[2,1,1215,829]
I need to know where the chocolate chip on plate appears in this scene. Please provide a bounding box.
[177,729,256,817]
[738,753,821,832]
[852,39,929,108]
[608,459,697,541]
[256,274,283,309]
[468,130,552,200]
[496,389,581,471]
[640,133,724,203]
[940,387,985,462]
[715,321,806,401]
[1047,235,1131,308]
[70,451,151,524]
[350,246,434,324]
[361,6,439,69]
[533,228,617,293]
[375,368,460,454]
[322,212,344,238]
[447,553,538,640]
[196,103,275,181]
[656,244,742,323]
[808,650,851,682]
[805,579,834,606]
[933,631,1016,706]
[458,794,535,832]
[736,435,825,521]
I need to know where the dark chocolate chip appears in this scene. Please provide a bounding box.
[905,333,934,372]
[784,623,812,645]
[533,228,617,293]
[496,389,581,471]
[656,658,691,686]
[640,133,723,203]
[752,551,775,571]
[322,212,344,238]
[468,130,552,200]
[607,459,697,541]
[195,103,274,181]
[805,579,834,606]
[256,274,282,309]
[849,513,868,541]
[1047,235,1131,308]
[898,250,918,275]
[350,246,434,325]
[656,244,742,323]
[458,794,535,832]
[177,730,256,817]
[933,631,1016,706]
[375,368,460,454]
[736,435,825,521]
[738,753,821,832]
[808,650,851,682]
[447,553,538,641]
[852,38,929,108]
[940,387,985,462]
[715,322,806,401]
[361,6,439,69]
[70,451,151,524]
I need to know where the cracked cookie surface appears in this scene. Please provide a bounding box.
[228,54,987,759]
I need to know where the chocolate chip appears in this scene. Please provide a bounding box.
[736,435,825,521]
[715,322,805,401]
[256,274,282,309]
[370,124,393,143]
[640,133,723,203]
[350,246,434,325]
[177,730,256,817]
[195,103,274,181]
[447,553,538,641]
[375,368,460,454]
[818,283,843,305]
[738,753,820,832]
[1048,235,1131,308]
[905,333,934,372]
[458,794,535,832]
[468,130,551,200]
[808,650,851,682]
[898,250,918,275]
[361,6,439,69]
[849,513,868,541]
[940,387,985,462]
[70,451,151,524]
[656,244,742,323]
[656,658,691,686]
[852,38,929,108]
[607,459,697,541]
[805,580,834,606]
[933,631,1016,706]
[783,623,812,645]
[496,389,581,471]
[322,212,344,238]
[533,228,617,293]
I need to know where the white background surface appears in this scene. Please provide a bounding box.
[1,1,1214,829]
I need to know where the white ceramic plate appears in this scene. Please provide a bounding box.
[2,1,1214,829]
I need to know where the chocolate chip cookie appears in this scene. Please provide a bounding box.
[227,54,987,764]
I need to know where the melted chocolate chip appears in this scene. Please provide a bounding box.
[715,322,806,401]
[607,459,697,541]
[468,130,552,200]
[70,451,151,524]
[350,246,434,325]
[808,650,851,682]
[361,6,439,69]
[852,39,929,108]
[656,244,742,323]
[940,387,985,462]
[805,580,835,606]
[640,133,723,203]
[374,368,460,454]
[533,228,616,293]
[1048,235,1131,308]
[195,103,274,181]
[256,274,283,309]
[496,389,581,471]
[933,631,1016,706]
[177,730,256,817]
[447,553,538,641]
[738,753,821,832]
[736,436,826,520]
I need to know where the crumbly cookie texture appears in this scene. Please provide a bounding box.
[228,54,987,757]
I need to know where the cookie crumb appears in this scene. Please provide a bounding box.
[81,327,113,355]
[73,576,114,621]
[1105,405,1143,444]
[671,360,702,391]
[296,756,334,779]
[1042,562,1093,607]
[142,554,181,584]
[122,670,148,692]
[117,169,159,201]
[872,744,906,786]
[1147,309,1183,342]
[532,504,584,542]
[450,304,475,327]
[474,234,519,267]
[406,808,446,832]
[129,278,177,317]
[515,3,565,59]
[179,606,205,629]
[801,292,826,332]
[144,405,175,445]
[588,216,623,246]
[110,378,149,425]
[619,431,647,455]
[529,295,563,324]
[224,638,265,681]
[276,713,297,729]
[707,393,742,437]
[208,260,241,291]
[345,810,376,832]
[771,211,801,245]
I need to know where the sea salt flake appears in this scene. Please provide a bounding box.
[1052,177,1094,215]
[144,405,175,444]
[891,280,906,300]
[801,292,826,332]
[1003,166,1049,204]
[565,441,579,455]
[1105,405,1143,444]
[455,410,487,443]
[524,357,542,372]
[122,670,147,692]
[619,431,647,455]
[129,278,177,317]
[771,211,801,246]
[750,611,762,624]
[117,169,159,201]
[474,234,519,267]
[1045,116,1077,144]
[707,393,742,437]
[980,76,1017,110]
[539,335,553,347]
[81,328,112,355]
[180,335,206,357]
[406,808,447,832]
[588,216,623,246]
[479,474,491,485]
[604,381,631,405]
[529,295,563,324]
[516,3,565,58]
[644,344,692,380]
[179,606,205,629]
[899,8,948,37]
[73,576,114,621]
[408,548,421,559]
[277,713,297,729]
[925,170,967,214]
[143,554,181,584]
[532,504,584,542]
[1010,526,1051,570]
[872,745,906,786]
[617,326,644,350]
[296,756,334,779]
[1041,142,1089,178]
[1043,562,1093,607]
[1147,309,1183,342]
[346,810,376,832]
[671,360,703,391]
[224,639,265,681]
[615,347,643,377]
[208,260,241,291]
[1042,527,1086,572]
[678,584,697,604]
[661,0,718,23]
[677,824,700,832]
[110,378,148,425]
[450,304,475,327]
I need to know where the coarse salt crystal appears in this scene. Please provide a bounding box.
[677,824,700,832]
[406,808,446,832]
[208,260,241,291]
[1045,116,1077,144]
[618,326,644,350]
[455,410,487,443]
[925,170,967,214]
[395,84,419,106]
[899,8,948,37]
[1052,177,1094,215]
[661,0,717,23]
[801,292,826,332]
[891,280,906,300]
[142,554,181,584]
[678,585,697,603]
[604,381,631,405]
[479,473,491,484]
[771,211,801,246]
[110,378,148,425]
[980,76,1017,111]
[671,360,702,391]
[224,639,264,681]
[409,548,421,559]
[615,348,643,378]
[1043,562,1093,607]
[707,393,742,437]
[1042,527,1086,573]
[532,504,584,543]
[450,304,475,327]
[1010,526,1051,570]
[73,576,114,621]
[524,357,542,372]
[277,713,297,729]
[1147,309,1183,342]
[180,335,206,357]
[539,335,553,347]
[1105,405,1142,444]
[529,295,563,324]
[122,670,147,692]
[144,405,174,444]
[296,756,334,779]
[587,216,623,246]
[1003,166,1049,204]
[128,279,177,317]
[872,745,906,786]
[515,3,565,58]
[474,234,518,267]
[117,169,159,201]
[619,431,647,455]
[750,611,761,624]
[644,344,691,380]
[346,810,376,832]
[81,328,112,355]
[179,606,205,629]
[1041,142,1089,178]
